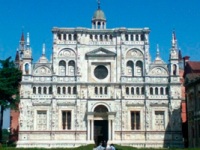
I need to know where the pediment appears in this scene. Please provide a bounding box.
[86,47,116,57]
[149,67,168,76]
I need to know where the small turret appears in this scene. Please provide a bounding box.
[92,0,106,29]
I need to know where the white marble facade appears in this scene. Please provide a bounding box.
[16,5,183,148]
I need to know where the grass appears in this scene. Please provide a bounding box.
[0,144,199,150]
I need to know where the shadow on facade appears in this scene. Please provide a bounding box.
[163,107,184,148]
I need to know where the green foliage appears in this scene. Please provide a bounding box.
[0,57,22,109]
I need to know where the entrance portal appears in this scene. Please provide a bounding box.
[94,120,108,146]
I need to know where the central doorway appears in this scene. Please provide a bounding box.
[94,120,108,146]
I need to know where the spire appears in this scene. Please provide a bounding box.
[19,31,25,51]
[15,48,20,62]
[42,43,45,56]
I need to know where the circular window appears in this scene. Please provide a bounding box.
[94,65,108,79]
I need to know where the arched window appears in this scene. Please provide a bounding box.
[141,87,145,95]
[136,61,143,76]
[150,87,153,95]
[57,87,61,94]
[173,64,177,75]
[160,87,164,95]
[100,87,103,94]
[33,87,36,94]
[94,105,108,113]
[59,60,66,76]
[95,87,98,95]
[126,87,129,95]
[131,87,134,95]
[63,87,66,94]
[105,87,108,95]
[73,87,76,94]
[127,61,134,76]
[43,87,47,94]
[136,87,140,95]
[68,60,75,76]
[25,63,29,74]
[49,87,52,94]
[155,87,158,95]
[38,87,41,94]
[68,87,71,94]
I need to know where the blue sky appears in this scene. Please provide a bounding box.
[0,0,200,62]
[0,0,200,127]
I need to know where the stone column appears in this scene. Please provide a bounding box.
[109,119,111,140]
[112,120,114,140]
[91,119,94,140]
[87,119,90,140]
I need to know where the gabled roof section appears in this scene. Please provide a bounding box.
[86,47,116,57]
[188,61,200,70]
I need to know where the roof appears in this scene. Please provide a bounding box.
[92,9,106,21]
[188,61,200,70]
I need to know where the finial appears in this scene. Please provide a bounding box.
[156,44,160,58]
[97,0,100,9]
[42,43,45,56]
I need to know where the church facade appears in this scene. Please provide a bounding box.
[15,4,183,148]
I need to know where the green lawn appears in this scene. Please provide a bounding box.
[0,144,199,150]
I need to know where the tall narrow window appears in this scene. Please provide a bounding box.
[131,87,134,95]
[160,87,164,95]
[126,87,129,95]
[37,111,47,130]
[68,60,75,76]
[155,111,165,130]
[43,87,47,94]
[155,87,158,95]
[59,60,66,76]
[105,87,108,95]
[136,61,143,76]
[57,87,61,94]
[95,87,98,95]
[125,34,128,41]
[150,87,153,95]
[49,86,52,94]
[33,87,36,94]
[136,87,140,95]
[73,87,76,94]
[63,87,66,94]
[165,87,169,95]
[173,64,177,75]
[68,87,71,94]
[62,111,71,130]
[100,87,103,94]
[131,111,140,130]
[38,87,41,94]
[127,61,134,76]
[141,87,145,95]
[25,63,29,74]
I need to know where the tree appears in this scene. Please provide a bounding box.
[0,57,21,143]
